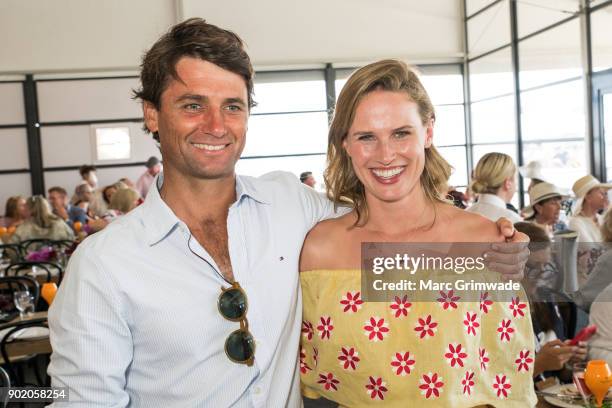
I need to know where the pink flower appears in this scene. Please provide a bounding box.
[301,321,314,341]
[515,349,534,372]
[462,371,475,395]
[389,295,411,318]
[414,315,438,339]
[340,291,364,313]
[479,348,489,371]
[317,372,340,391]
[445,343,467,368]
[463,311,480,336]
[364,317,390,342]
[493,374,511,399]
[509,296,527,318]
[299,347,311,374]
[338,347,360,370]
[419,372,444,399]
[365,376,388,400]
[317,316,334,340]
[480,291,493,314]
[437,290,460,310]
[390,351,416,376]
[497,319,515,342]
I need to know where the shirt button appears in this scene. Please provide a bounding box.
[254,387,262,395]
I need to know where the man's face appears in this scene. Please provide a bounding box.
[304,176,316,188]
[148,163,162,176]
[143,57,249,182]
[85,171,98,188]
[48,191,66,208]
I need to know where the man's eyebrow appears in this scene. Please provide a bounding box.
[175,94,207,103]
[225,97,247,107]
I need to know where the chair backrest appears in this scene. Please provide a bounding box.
[0,365,9,408]
[0,245,24,264]
[21,239,74,255]
[4,261,63,284]
[0,318,49,386]
[0,277,41,309]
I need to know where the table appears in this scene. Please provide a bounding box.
[0,311,50,364]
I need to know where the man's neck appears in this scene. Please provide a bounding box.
[160,170,237,224]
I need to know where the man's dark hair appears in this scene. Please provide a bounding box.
[300,172,313,182]
[48,186,68,197]
[133,18,256,142]
[79,165,96,178]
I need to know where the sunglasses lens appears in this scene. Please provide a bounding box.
[219,288,247,320]
[225,329,255,362]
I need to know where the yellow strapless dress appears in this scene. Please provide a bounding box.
[300,270,537,407]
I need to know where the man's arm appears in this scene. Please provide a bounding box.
[48,244,133,407]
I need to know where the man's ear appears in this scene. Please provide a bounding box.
[143,101,160,134]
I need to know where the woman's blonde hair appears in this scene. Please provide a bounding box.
[27,196,60,229]
[326,59,451,226]
[601,209,612,243]
[109,189,140,214]
[470,153,516,195]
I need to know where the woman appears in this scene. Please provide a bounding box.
[9,196,74,243]
[467,153,522,223]
[522,182,566,239]
[568,175,611,242]
[300,60,536,407]
[104,188,140,221]
[2,196,28,228]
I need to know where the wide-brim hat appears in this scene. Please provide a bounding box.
[519,161,546,181]
[522,182,567,219]
[570,175,612,215]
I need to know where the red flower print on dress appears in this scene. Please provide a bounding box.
[462,371,475,395]
[437,290,460,310]
[414,315,438,339]
[338,347,360,370]
[317,372,340,391]
[497,319,515,342]
[300,347,311,374]
[365,376,388,400]
[302,321,314,341]
[390,351,416,376]
[480,291,493,314]
[509,296,527,318]
[479,348,489,371]
[463,311,480,336]
[515,349,534,372]
[390,295,412,318]
[364,317,390,342]
[493,374,511,399]
[419,372,444,399]
[317,316,334,340]
[340,291,364,313]
[445,343,467,368]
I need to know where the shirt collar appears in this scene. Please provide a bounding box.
[141,172,270,246]
[478,193,507,209]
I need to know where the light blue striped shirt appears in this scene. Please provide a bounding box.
[48,171,337,407]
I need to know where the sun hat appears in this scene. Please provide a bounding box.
[523,182,567,219]
[571,175,612,215]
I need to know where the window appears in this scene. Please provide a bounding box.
[92,126,131,162]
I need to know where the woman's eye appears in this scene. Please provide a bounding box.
[357,134,374,141]
[394,131,410,138]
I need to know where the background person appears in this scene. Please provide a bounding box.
[569,174,612,242]
[48,186,87,228]
[299,171,316,189]
[1,195,28,229]
[9,196,74,244]
[523,182,567,238]
[135,156,162,198]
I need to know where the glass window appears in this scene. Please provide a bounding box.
[472,143,518,166]
[520,79,585,141]
[236,154,327,191]
[437,146,468,187]
[603,93,612,181]
[434,105,466,147]
[469,47,514,102]
[92,126,131,161]
[522,141,587,190]
[467,0,510,57]
[466,0,498,17]
[517,0,580,39]
[470,96,517,143]
[518,19,582,90]
[591,5,612,73]
[252,71,327,114]
[243,112,328,157]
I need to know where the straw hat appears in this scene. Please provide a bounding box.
[523,182,567,219]
[519,161,546,181]
[571,175,612,215]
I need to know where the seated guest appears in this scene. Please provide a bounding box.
[523,182,567,238]
[573,209,612,311]
[569,175,611,242]
[467,152,522,223]
[119,177,135,189]
[72,183,95,217]
[101,185,118,206]
[514,222,587,383]
[589,281,612,367]
[9,196,74,243]
[105,189,141,221]
[1,195,28,228]
[48,186,87,227]
[135,156,162,198]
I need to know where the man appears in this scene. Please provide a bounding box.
[76,164,107,217]
[299,171,316,189]
[47,186,87,227]
[78,165,98,189]
[49,18,529,407]
[135,156,163,198]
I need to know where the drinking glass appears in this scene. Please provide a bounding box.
[573,362,591,405]
[13,291,34,318]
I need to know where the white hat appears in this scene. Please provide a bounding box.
[571,175,612,215]
[523,182,567,219]
[518,161,546,181]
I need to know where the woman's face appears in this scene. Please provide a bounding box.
[343,90,432,204]
[17,198,28,219]
[585,187,609,212]
[104,187,117,203]
[535,197,561,225]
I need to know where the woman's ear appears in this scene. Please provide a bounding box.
[424,119,434,148]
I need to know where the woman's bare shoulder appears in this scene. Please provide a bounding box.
[300,212,356,271]
[439,204,505,243]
